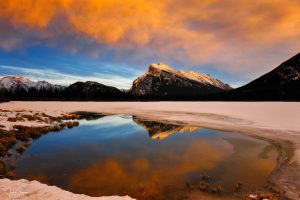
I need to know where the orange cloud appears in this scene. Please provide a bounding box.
[0,0,299,75]
[0,0,71,28]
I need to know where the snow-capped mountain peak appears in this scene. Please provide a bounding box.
[177,69,231,90]
[149,63,177,74]
[139,63,231,90]
[35,80,65,91]
[0,76,35,91]
[0,76,65,92]
[130,63,232,97]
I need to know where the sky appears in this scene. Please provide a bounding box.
[0,0,299,89]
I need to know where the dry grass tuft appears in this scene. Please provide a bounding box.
[4,171,15,179]
[64,121,80,128]
[61,114,80,120]
[0,160,4,174]
[21,114,43,121]
[7,117,25,122]
[16,144,26,154]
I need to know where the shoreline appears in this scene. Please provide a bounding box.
[0,101,300,199]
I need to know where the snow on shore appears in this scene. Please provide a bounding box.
[0,179,134,200]
[1,101,299,131]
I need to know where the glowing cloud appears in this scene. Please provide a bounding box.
[0,0,299,76]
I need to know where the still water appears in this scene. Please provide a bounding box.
[13,115,278,199]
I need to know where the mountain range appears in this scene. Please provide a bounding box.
[0,77,125,101]
[0,76,65,92]
[0,52,299,101]
[0,63,231,100]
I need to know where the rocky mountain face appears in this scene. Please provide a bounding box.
[65,81,124,100]
[226,52,300,100]
[0,76,65,92]
[129,63,231,99]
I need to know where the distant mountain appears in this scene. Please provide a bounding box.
[65,81,124,100]
[35,80,65,91]
[0,76,65,92]
[129,63,231,99]
[0,77,124,100]
[225,52,300,100]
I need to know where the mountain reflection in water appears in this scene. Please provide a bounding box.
[12,115,278,200]
[132,116,199,140]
